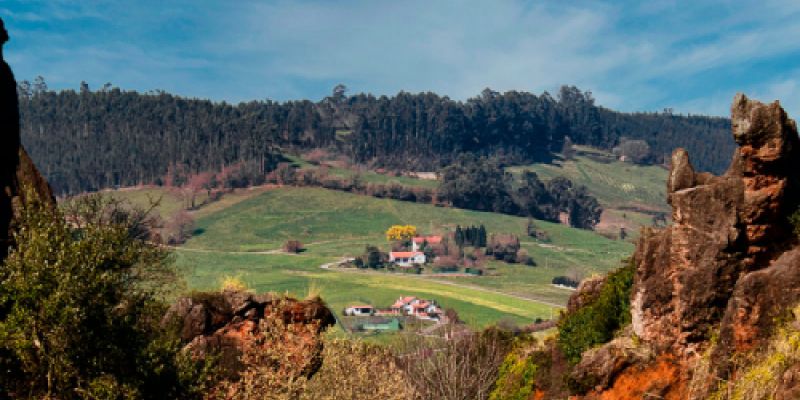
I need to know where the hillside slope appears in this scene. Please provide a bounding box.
[20,84,731,195]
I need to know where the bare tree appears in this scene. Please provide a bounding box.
[395,328,511,400]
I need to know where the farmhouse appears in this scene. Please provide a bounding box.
[344,304,375,316]
[411,235,442,252]
[389,251,426,266]
[390,296,442,320]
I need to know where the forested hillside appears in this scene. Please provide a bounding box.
[18,80,733,195]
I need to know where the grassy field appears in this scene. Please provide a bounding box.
[508,148,669,212]
[100,149,668,332]
[174,187,633,330]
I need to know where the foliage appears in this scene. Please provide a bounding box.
[455,224,487,248]
[790,206,800,238]
[486,234,522,263]
[221,275,249,292]
[0,191,210,399]
[386,224,417,241]
[283,239,304,253]
[552,276,580,288]
[439,155,602,229]
[21,83,732,195]
[557,262,635,364]
[489,336,542,400]
[613,138,652,164]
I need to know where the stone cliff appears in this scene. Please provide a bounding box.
[0,18,54,262]
[165,290,336,381]
[523,95,800,399]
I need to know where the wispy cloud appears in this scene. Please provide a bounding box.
[1,0,800,117]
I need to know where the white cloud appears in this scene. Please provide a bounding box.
[4,0,800,115]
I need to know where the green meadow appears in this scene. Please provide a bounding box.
[172,186,632,329]
[105,149,667,331]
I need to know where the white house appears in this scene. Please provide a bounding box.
[390,296,442,320]
[411,235,443,252]
[344,305,375,316]
[389,251,426,266]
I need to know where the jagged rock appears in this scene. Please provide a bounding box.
[712,247,800,375]
[570,330,652,392]
[165,290,335,377]
[567,275,606,314]
[630,95,800,358]
[547,95,800,399]
[581,355,686,400]
[776,363,800,400]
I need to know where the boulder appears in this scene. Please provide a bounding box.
[165,290,335,378]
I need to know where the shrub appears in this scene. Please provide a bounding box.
[552,276,580,288]
[790,206,800,237]
[557,262,635,364]
[490,336,541,400]
[395,327,513,400]
[284,239,304,253]
[301,339,413,400]
[0,191,210,399]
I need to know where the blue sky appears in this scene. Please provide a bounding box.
[2,0,800,117]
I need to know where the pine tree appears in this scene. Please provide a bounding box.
[478,225,487,248]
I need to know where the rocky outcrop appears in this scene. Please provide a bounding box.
[553,94,800,399]
[0,18,53,262]
[165,290,335,378]
[567,275,606,314]
[631,94,800,358]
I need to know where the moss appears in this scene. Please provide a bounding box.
[490,336,541,400]
[556,261,635,364]
[710,305,800,400]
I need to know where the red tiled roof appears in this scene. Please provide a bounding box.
[413,236,442,244]
[390,251,424,258]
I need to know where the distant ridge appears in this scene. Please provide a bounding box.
[18,82,732,195]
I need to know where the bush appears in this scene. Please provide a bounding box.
[552,276,579,288]
[396,327,513,400]
[790,206,800,237]
[284,239,304,253]
[490,336,541,400]
[0,192,210,399]
[301,339,412,400]
[557,262,635,364]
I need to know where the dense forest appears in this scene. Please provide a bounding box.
[18,79,733,195]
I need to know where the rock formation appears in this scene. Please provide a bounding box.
[164,290,336,378]
[0,17,53,262]
[551,94,800,399]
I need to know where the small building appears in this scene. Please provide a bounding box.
[390,296,442,320]
[344,305,375,316]
[411,235,443,252]
[389,251,426,266]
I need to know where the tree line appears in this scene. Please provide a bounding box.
[438,155,602,229]
[18,79,733,196]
